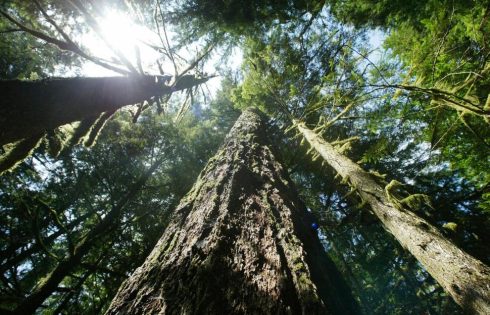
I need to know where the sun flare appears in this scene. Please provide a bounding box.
[99,11,144,53]
[81,10,160,76]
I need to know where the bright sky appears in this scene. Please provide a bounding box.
[77,9,242,98]
[366,28,386,63]
[74,8,383,101]
[80,10,160,76]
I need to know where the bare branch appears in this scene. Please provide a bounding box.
[177,42,216,78]
[68,0,139,74]
[0,8,77,51]
[0,8,130,75]
[155,0,178,75]
[33,0,74,44]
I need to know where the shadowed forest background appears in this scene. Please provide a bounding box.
[0,0,489,314]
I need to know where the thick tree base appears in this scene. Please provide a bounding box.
[106,109,359,315]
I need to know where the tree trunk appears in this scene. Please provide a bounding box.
[0,75,206,146]
[106,108,360,315]
[295,121,490,315]
[12,158,162,315]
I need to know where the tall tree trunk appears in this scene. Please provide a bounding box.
[0,75,207,146]
[12,159,162,315]
[106,108,360,315]
[295,121,490,315]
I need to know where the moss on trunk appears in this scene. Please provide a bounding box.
[106,108,359,315]
[0,75,208,146]
[296,121,490,315]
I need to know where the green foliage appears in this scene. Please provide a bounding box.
[323,0,490,212]
[0,96,232,313]
[0,1,82,79]
[211,3,488,313]
[1,0,490,314]
[170,0,323,38]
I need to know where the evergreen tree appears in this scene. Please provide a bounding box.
[0,107,226,313]
[1,0,489,314]
[107,108,360,314]
[294,120,490,314]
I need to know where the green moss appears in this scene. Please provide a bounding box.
[385,179,403,208]
[369,170,387,181]
[162,232,179,257]
[340,174,351,185]
[181,174,206,203]
[67,115,99,147]
[356,200,367,209]
[84,110,115,147]
[293,261,307,273]
[334,142,352,154]
[443,222,458,232]
[400,194,432,210]
[0,134,43,174]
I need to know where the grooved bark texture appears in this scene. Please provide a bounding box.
[296,121,490,315]
[106,109,359,315]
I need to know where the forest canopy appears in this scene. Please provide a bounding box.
[0,0,489,314]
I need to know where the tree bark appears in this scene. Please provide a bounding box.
[295,121,490,315]
[106,108,360,315]
[12,158,162,315]
[0,75,206,146]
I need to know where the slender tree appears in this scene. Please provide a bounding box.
[106,108,360,314]
[295,121,490,315]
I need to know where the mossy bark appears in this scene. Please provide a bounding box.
[296,121,490,315]
[106,108,359,315]
[0,75,204,146]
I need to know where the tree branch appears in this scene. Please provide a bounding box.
[0,8,130,75]
[69,0,139,74]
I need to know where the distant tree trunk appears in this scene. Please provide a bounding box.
[295,121,490,315]
[12,158,162,315]
[107,108,360,315]
[0,75,206,146]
